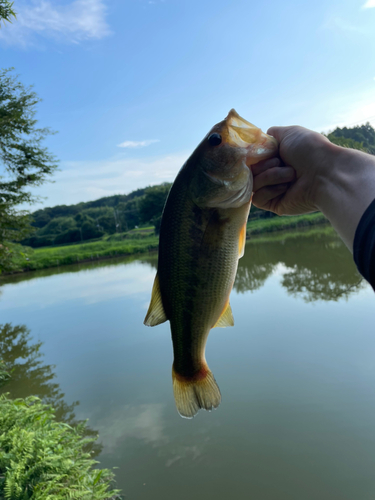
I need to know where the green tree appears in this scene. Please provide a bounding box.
[0,0,16,25]
[325,122,375,154]
[139,183,171,225]
[0,69,58,272]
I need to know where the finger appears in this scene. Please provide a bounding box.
[267,126,283,141]
[267,126,293,143]
[253,166,295,192]
[252,157,281,176]
[252,183,289,209]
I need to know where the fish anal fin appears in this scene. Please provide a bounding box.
[144,274,167,326]
[238,222,247,258]
[213,300,234,328]
[172,364,221,418]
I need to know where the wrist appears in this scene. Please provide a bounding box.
[314,143,375,250]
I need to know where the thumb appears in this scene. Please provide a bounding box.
[267,126,287,143]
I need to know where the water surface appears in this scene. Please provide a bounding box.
[1,228,375,500]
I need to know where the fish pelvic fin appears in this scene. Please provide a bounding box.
[144,273,168,327]
[172,364,221,419]
[213,300,234,328]
[238,221,247,258]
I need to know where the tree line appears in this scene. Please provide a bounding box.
[22,183,171,247]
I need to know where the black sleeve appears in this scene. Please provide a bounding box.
[353,198,375,290]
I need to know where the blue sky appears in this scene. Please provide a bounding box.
[1,0,375,209]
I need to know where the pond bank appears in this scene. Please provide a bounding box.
[4,212,328,275]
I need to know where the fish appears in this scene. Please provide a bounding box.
[144,109,278,418]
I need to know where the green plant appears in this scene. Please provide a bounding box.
[0,393,121,499]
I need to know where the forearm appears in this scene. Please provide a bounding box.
[315,144,375,252]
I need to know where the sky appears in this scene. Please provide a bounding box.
[1,0,375,210]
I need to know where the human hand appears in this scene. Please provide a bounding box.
[252,124,375,251]
[252,126,334,215]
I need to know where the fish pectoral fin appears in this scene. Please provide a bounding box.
[213,301,234,328]
[238,222,247,258]
[144,274,168,326]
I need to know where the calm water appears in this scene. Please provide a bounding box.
[1,228,375,500]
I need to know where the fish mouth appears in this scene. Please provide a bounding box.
[225,109,278,166]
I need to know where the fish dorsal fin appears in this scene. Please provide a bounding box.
[213,301,234,328]
[238,222,247,258]
[144,274,168,326]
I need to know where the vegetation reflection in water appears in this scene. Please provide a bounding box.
[2,226,363,303]
[234,227,364,301]
[0,323,102,458]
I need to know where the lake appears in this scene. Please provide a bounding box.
[1,227,375,500]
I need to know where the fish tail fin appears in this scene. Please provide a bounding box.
[172,364,221,419]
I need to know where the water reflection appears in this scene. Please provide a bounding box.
[0,228,363,303]
[0,227,374,500]
[0,323,102,456]
[0,252,158,287]
[235,229,363,301]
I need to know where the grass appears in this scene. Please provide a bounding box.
[11,235,159,273]
[5,213,328,275]
[246,212,327,235]
[247,223,336,244]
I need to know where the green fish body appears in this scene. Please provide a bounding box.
[144,110,277,418]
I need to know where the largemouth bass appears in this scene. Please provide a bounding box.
[144,109,277,418]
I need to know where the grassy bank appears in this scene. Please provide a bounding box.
[11,232,158,273]
[5,213,328,274]
[246,212,327,235]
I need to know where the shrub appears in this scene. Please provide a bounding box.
[54,229,82,245]
[0,394,121,500]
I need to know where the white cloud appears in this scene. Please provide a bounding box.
[26,151,188,209]
[362,0,375,8]
[90,403,168,454]
[117,139,160,148]
[0,0,111,47]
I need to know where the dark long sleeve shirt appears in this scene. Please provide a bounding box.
[353,198,375,291]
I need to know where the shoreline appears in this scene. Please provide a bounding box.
[2,213,329,276]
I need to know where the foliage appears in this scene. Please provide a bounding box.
[23,184,171,248]
[246,211,327,236]
[0,204,31,270]
[0,322,122,499]
[9,234,159,273]
[0,69,58,272]
[0,0,16,25]
[0,393,121,500]
[325,135,365,151]
[326,122,375,154]
[5,214,329,274]
[138,184,170,225]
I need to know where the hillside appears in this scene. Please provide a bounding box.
[23,184,171,247]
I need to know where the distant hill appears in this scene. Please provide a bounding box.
[24,184,171,247]
[325,122,375,154]
[23,122,375,248]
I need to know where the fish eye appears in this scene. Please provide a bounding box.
[208,133,222,146]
